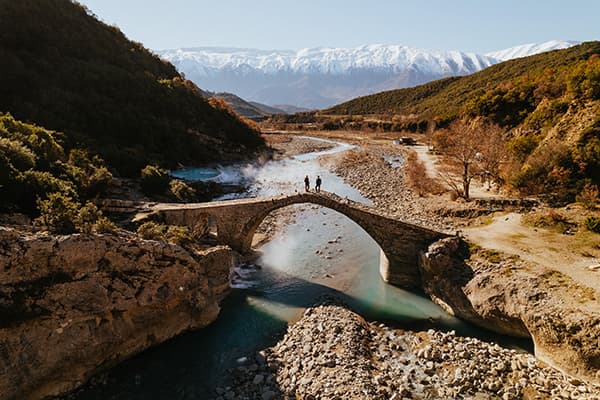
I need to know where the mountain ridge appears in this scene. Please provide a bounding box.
[159,40,580,108]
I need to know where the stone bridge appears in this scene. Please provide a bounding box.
[136,191,451,288]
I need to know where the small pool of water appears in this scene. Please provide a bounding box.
[171,167,221,181]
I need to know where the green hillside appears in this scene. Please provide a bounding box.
[325,42,599,126]
[0,0,264,176]
[320,42,600,201]
[0,112,112,215]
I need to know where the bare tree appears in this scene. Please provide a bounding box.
[434,118,506,200]
[477,123,508,190]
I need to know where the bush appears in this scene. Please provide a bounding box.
[18,170,78,214]
[93,216,118,234]
[35,192,80,234]
[137,221,195,247]
[522,209,575,233]
[35,194,116,234]
[508,135,540,162]
[0,137,36,171]
[576,182,599,210]
[65,149,113,196]
[137,221,165,241]
[0,113,113,214]
[169,179,197,202]
[76,202,102,234]
[584,216,600,233]
[140,165,170,195]
[165,225,195,247]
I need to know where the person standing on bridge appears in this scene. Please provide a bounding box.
[315,175,322,193]
[304,175,310,191]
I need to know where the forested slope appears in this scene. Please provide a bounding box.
[0,0,264,176]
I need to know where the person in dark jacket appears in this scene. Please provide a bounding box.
[315,175,322,192]
[304,175,310,191]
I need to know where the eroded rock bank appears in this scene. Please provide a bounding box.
[420,237,600,385]
[215,302,600,400]
[0,227,233,400]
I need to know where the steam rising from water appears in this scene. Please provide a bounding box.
[173,138,357,200]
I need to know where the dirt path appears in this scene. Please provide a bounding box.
[463,212,600,293]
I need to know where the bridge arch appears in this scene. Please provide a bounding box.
[147,192,450,288]
[234,193,395,254]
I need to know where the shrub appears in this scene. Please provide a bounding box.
[65,149,113,196]
[0,137,36,171]
[137,221,195,247]
[76,202,102,234]
[584,216,600,233]
[137,221,165,241]
[19,170,78,214]
[576,182,599,210]
[140,165,170,195]
[165,225,194,247]
[508,135,540,162]
[35,194,116,234]
[35,192,80,234]
[93,216,118,234]
[169,179,197,202]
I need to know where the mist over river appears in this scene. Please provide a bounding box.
[72,137,530,399]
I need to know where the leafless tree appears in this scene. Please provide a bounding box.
[478,123,508,190]
[434,118,507,200]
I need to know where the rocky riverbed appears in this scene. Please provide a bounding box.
[266,134,338,160]
[322,146,453,231]
[213,301,600,400]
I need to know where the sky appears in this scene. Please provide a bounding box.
[78,0,600,52]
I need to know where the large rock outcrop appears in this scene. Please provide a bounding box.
[419,237,600,384]
[0,227,233,400]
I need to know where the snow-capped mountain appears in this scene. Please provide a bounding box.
[161,45,495,76]
[485,40,580,61]
[158,40,580,109]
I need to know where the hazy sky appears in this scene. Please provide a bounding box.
[78,0,600,52]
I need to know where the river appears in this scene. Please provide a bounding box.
[72,137,530,399]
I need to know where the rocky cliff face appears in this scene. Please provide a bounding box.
[419,237,600,384]
[0,227,233,400]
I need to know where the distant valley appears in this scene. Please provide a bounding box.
[159,40,579,109]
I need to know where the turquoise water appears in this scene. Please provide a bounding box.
[71,138,531,399]
[170,167,221,181]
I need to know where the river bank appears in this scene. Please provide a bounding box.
[214,300,600,400]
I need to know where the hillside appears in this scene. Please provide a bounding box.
[324,42,599,123]
[318,42,600,200]
[0,0,264,176]
[207,92,286,118]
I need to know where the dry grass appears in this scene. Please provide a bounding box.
[521,209,575,232]
[404,150,444,196]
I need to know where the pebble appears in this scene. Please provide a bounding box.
[211,303,600,400]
